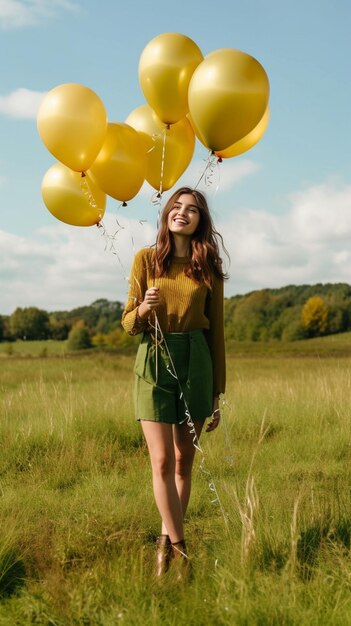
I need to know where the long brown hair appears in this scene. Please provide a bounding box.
[155,187,229,288]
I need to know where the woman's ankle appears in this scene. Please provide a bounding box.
[171,539,188,558]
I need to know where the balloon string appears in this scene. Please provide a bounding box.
[193,151,218,190]
[151,168,163,284]
[150,122,169,205]
[212,158,222,202]
[80,176,104,222]
[150,186,164,376]
[158,125,169,198]
[96,218,129,288]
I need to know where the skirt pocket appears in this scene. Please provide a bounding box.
[134,337,145,377]
[134,336,155,384]
[134,334,180,388]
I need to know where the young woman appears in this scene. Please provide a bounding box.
[122,186,227,578]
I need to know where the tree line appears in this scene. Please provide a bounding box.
[224,283,351,341]
[0,283,350,348]
[0,299,127,350]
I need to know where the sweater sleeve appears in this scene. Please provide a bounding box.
[205,276,226,396]
[121,249,150,336]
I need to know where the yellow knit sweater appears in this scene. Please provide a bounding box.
[121,247,226,396]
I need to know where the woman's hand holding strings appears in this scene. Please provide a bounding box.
[138,288,161,319]
[206,396,221,432]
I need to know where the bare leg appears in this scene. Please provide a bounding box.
[160,419,204,534]
[141,421,184,543]
[174,419,204,517]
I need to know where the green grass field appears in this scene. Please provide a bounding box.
[1,335,351,625]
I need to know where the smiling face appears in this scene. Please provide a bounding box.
[167,193,201,237]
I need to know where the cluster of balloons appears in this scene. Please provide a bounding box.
[37,32,270,227]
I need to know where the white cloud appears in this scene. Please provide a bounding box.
[1,179,350,314]
[289,181,351,243]
[220,180,351,295]
[0,214,156,314]
[0,0,78,29]
[0,88,46,119]
[214,159,260,192]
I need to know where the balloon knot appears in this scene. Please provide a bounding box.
[122,201,127,207]
[166,124,170,130]
[81,171,86,177]
[217,157,223,163]
[156,192,162,199]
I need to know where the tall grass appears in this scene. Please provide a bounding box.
[0,342,351,624]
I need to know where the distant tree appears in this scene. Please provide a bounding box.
[326,305,347,334]
[301,296,329,337]
[0,316,4,342]
[281,321,307,341]
[51,299,124,335]
[324,293,351,334]
[67,321,92,350]
[91,333,106,347]
[224,296,241,338]
[48,315,71,340]
[1,316,13,342]
[96,316,110,335]
[104,328,139,349]
[272,305,306,341]
[230,291,279,341]
[9,307,50,340]
[104,329,123,347]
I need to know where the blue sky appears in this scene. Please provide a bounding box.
[0,0,350,314]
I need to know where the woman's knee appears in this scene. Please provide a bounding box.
[175,451,194,478]
[151,454,175,478]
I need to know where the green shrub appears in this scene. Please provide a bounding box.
[67,321,92,351]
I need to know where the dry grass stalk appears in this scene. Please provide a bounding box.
[233,412,269,566]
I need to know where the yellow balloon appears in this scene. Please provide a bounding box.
[89,123,147,202]
[126,104,195,191]
[138,32,203,125]
[41,163,106,227]
[188,48,270,151]
[216,107,270,159]
[37,83,107,172]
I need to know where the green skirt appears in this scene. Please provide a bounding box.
[133,330,213,424]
